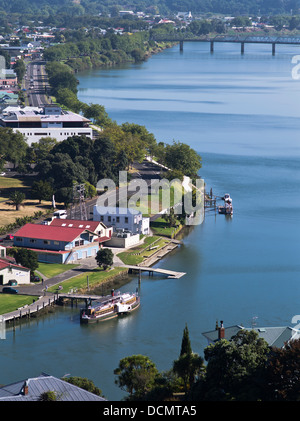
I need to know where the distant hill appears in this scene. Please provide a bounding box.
[0,0,299,16]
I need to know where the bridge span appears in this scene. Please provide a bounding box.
[152,35,300,55]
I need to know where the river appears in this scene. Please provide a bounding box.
[1,42,300,401]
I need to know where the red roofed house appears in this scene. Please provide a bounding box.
[0,246,30,285]
[13,221,112,264]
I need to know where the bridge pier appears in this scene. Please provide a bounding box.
[272,43,276,55]
[241,42,245,54]
[179,40,183,52]
[210,41,214,53]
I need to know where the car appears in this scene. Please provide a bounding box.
[4,234,14,240]
[31,275,42,283]
[2,287,18,294]
[0,172,5,176]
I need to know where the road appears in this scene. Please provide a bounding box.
[68,160,165,220]
[23,60,51,107]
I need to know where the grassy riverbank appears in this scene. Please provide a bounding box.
[47,266,128,294]
[0,294,38,315]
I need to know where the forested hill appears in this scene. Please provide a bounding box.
[1,0,300,16]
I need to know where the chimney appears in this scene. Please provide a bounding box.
[218,320,225,340]
[23,381,29,395]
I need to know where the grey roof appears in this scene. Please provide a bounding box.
[0,374,106,401]
[202,325,300,349]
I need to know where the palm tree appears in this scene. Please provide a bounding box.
[8,191,25,210]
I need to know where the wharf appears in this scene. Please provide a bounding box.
[125,265,186,279]
[2,295,56,323]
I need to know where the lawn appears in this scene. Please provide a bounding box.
[0,175,55,226]
[117,235,169,265]
[37,263,79,279]
[150,217,182,238]
[0,294,39,315]
[47,267,128,294]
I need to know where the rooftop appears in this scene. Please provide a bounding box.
[202,323,300,349]
[50,218,103,231]
[14,223,88,242]
[0,373,106,401]
[0,106,90,123]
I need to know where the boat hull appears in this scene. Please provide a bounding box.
[80,296,140,324]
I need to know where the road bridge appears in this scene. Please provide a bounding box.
[152,34,300,55]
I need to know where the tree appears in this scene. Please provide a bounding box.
[264,338,300,401]
[31,180,54,203]
[163,206,178,228]
[9,248,39,273]
[8,191,25,210]
[114,355,159,400]
[163,141,201,178]
[63,376,103,397]
[173,324,205,393]
[38,391,58,401]
[13,59,26,82]
[180,323,192,356]
[95,248,113,270]
[203,330,270,400]
[0,127,28,168]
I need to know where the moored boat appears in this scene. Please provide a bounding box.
[80,290,140,323]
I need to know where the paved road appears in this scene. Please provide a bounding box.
[24,60,51,107]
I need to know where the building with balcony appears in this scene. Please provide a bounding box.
[0,105,93,144]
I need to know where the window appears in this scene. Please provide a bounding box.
[125,217,129,224]
[116,217,120,223]
[16,237,22,242]
[54,241,59,245]
[43,240,50,245]
[29,239,35,243]
[108,216,111,222]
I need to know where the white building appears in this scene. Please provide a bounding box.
[93,206,150,235]
[0,105,93,144]
[0,246,30,285]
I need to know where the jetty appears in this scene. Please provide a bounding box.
[125,265,186,279]
[2,295,56,324]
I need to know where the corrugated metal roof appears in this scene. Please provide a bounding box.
[0,374,106,401]
[14,223,86,242]
[202,324,299,349]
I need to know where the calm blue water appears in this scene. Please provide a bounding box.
[1,42,300,401]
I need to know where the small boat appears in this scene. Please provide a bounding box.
[80,290,140,324]
[219,193,233,215]
[218,204,233,215]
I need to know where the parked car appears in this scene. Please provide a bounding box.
[4,234,13,240]
[2,287,18,294]
[30,274,42,283]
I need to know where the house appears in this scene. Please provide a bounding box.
[0,69,18,88]
[12,223,108,264]
[0,373,106,401]
[49,218,112,242]
[0,91,18,108]
[202,320,300,349]
[0,246,30,285]
[93,206,150,235]
[0,105,93,144]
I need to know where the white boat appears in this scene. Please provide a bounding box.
[80,290,140,323]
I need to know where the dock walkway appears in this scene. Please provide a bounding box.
[2,295,56,323]
[125,265,186,279]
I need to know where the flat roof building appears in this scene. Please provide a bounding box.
[0,105,93,144]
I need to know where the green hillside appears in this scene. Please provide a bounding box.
[0,0,299,16]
